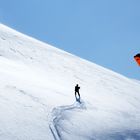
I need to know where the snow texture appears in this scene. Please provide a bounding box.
[0,24,140,140]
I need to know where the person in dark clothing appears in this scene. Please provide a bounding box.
[75,84,80,100]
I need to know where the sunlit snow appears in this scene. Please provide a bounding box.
[0,24,140,140]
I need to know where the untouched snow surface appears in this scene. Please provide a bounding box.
[0,24,140,140]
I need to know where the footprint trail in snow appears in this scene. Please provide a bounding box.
[49,99,86,140]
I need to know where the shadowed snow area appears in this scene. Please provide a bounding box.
[0,24,140,140]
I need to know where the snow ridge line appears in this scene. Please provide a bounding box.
[49,100,86,140]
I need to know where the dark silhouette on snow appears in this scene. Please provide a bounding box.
[75,84,80,101]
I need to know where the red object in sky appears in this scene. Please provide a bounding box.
[134,54,140,66]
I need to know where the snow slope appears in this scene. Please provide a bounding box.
[0,24,140,140]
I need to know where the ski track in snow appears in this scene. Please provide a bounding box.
[49,99,86,140]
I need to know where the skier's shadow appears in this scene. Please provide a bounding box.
[75,96,81,103]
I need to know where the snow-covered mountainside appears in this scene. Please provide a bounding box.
[0,24,140,140]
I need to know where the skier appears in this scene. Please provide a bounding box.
[75,84,80,101]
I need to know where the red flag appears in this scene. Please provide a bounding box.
[134,54,140,66]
